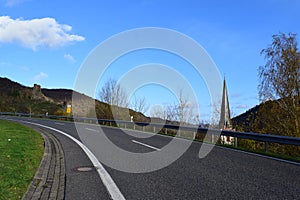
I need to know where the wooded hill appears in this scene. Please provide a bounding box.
[232,99,299,137]
[232,98,300,156]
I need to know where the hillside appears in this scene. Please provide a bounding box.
[232,104,260,132]
[0,77,28,91]
[232,98,300,156]
[0,78,60,114]
[0,77,149,122]
[232,98,299,137]
[41,88,73,103]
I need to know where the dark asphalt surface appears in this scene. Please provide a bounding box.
[2,116,300,199]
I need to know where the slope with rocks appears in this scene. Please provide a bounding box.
[0,77,149,122]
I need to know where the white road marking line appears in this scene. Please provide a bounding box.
[54,122,65,125]
[132,140,161,151]
[22,121,125,200]
[85,127,99,132]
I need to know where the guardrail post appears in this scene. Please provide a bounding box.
[153,126,156,133]
[134,124,136,130]
[125,123,127,129]
[165,128,167,135]
[265,141,269,152]
[234,137,238,147]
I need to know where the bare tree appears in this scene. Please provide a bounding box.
[150,105,166,120]
[99,79,129,107]
[130,95,149,114]
[165,90,197,125]
[209,101,221,129]
[165,104,176,122]
[98,79,129,120]
[177,90,196,124]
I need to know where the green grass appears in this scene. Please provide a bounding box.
[217,143,300,163]
[0,120,44,200]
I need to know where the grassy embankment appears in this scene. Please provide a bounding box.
[0,120,44,200]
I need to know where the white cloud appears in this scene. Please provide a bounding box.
[0,61,9,67]
[64,54,76,63]
[33,72,48,81]
[0,16,85,50]
[236,104,248,109]
[5,0,28,7]
[230,93,242,98]
[20,66,30,72]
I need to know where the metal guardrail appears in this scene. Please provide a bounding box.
[1,112,300,152]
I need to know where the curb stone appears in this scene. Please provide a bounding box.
[22,127,65,200]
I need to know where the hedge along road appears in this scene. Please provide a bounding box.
[2,116,300,200]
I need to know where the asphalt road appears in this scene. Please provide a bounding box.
[2,116,300,199]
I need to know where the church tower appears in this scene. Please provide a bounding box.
[219,78,231,130]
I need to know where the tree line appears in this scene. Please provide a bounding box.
[98,78,202,125]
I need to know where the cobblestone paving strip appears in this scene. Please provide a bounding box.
[22,127,65,200]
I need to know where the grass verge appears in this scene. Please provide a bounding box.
[0,120,44,200]
[217,143,300,163]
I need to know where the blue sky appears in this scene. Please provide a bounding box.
[0,0,300,121]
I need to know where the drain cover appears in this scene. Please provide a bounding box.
[75,166,95,172]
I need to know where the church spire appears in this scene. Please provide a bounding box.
[219,77,231,129]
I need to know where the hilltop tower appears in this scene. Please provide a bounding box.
[32,84,44,100]
[219,78,231,129]
[32,84,51,102]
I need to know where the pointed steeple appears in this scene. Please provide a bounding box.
[219,78,231,129]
